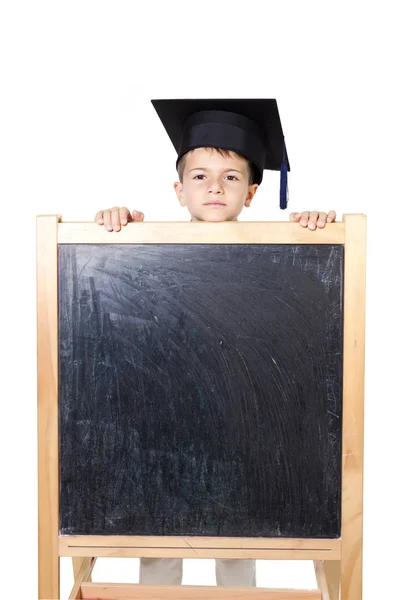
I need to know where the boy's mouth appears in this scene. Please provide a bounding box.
[204,202,226,206]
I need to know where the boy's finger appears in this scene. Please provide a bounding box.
[317,212,328,227]
[289,212,301,221]
[300,211,310,226]
[102,209,113,231]
[111,206,122,231]
[327,210,337,223]
[132,210,145,221]
[308,211,319,230]
[119,207,131,225]
[95,210,104,224]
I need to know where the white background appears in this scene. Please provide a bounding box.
[1,1,399,598]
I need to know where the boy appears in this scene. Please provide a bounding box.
[95,99,337,587]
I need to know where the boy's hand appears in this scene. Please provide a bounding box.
[289,210,337,230]
[95,207,145,231]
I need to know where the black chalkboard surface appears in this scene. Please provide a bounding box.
[58,243,343,538]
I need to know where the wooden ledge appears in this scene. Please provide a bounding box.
[59,536,341,560]
[79,582,322,599]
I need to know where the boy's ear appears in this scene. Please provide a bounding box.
[174,181,187,207]
[244,183,259,207]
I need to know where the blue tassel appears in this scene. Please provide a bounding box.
[280,137,288,210]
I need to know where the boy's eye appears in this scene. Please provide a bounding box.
[193,174,205,180]
[226,175,238,181]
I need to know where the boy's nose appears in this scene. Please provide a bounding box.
[208,181,223,193]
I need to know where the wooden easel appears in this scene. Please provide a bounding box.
[37,215,366,599]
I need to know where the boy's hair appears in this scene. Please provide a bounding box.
[177,147,258,185]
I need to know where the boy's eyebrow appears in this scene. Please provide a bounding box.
[188,167,245,173]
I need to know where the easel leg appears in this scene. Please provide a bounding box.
[38,552,60,600]
[73,558,92,582]
[69,558,96,600]
[314,560,339,600]
[323,560,340,600]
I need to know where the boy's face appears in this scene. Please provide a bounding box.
[174,148,259,222]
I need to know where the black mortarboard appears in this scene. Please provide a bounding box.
[151,98,289,209]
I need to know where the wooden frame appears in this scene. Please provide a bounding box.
[37,215,366,599]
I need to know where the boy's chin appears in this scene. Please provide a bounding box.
[193,209,239,223]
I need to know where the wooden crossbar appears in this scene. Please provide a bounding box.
[80,582,322,599]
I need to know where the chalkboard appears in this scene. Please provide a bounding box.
[58,243,343,538]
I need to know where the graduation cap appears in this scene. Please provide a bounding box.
[151,98,289,209]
